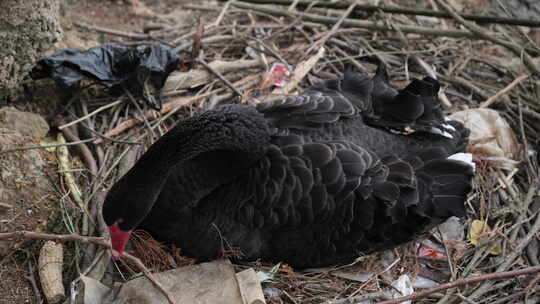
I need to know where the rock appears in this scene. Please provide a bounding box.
[0,107,50,139]
[0,112,54,257]
[0,0,62,98]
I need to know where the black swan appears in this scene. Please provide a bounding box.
[103,65,474,268]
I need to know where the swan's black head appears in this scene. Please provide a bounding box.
[102,104,271,258]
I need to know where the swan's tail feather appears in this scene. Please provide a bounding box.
[348,148,474,254]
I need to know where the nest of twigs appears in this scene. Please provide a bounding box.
[7,0,540,303]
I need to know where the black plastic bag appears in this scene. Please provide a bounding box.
[31,43,181,110]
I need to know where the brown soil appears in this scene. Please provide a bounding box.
[0,130,59,303]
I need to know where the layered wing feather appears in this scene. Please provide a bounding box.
[256,90,357,131]
[202,134,473,267]
[258,64,451,137]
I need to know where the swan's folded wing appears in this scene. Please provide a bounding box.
[251,137,473,267]
[255,90,358,131]
[256,64,455,139]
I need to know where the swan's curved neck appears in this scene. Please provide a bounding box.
[104,105,271,231]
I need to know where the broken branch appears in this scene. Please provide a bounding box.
[480,74,529,108]
[376,265,540,304]
[235,0,540,28]
[198,57,243,97]
[163,58,270,92]
[434,0,540,76]
[232,1,477,39]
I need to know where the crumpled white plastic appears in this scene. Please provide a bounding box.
[450,108,521,170]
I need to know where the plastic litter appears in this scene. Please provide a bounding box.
[412,275,439,289]
[260,62,291,89]
[387,275,414,304]
[450,108,521,170]
[30,43,181,110]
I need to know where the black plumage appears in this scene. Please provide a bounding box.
[102,65,474,268]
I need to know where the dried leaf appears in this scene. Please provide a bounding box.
[468,220,502,255]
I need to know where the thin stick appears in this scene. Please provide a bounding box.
[236,0,540,28]
[124,88,157,140]
[373,266,540,304]
[191,19,205,64]
[434,0,540,76]
[324,290,387,304]
[0,231,109,247]
[25,260,43,303]
[59,99,123,130]
[123,252,177,304]
[198,57,243,97]
[479,74,529,108]
[86,127,142,145]
[97,73,261,143]
[0,231,177,304]
[211,0,236,27]
[0,138,96,154]
[73,21,150,39]
[175,34,235,52]
[232,2,477,39]
[93,91,216,144]
[56,133,87,215]
[304,3,357,56]
[163,58,269,92]
[61,127,98,177]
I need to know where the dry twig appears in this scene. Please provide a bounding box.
[480,74,529,108]
[237,0,540,27]
[0,138,96,154]
[375,266,540,304]
[303,3,356,56]
[198,57,243,97]
[163,58,270,92]
[73,21,150,40]
[61,127,98,177]
[94,92,213,143]
[434,0,540,76]
[232,1,477,39]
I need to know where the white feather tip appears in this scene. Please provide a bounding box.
[448,153,476,171]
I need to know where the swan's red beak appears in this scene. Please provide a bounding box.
[108,223,132,259]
